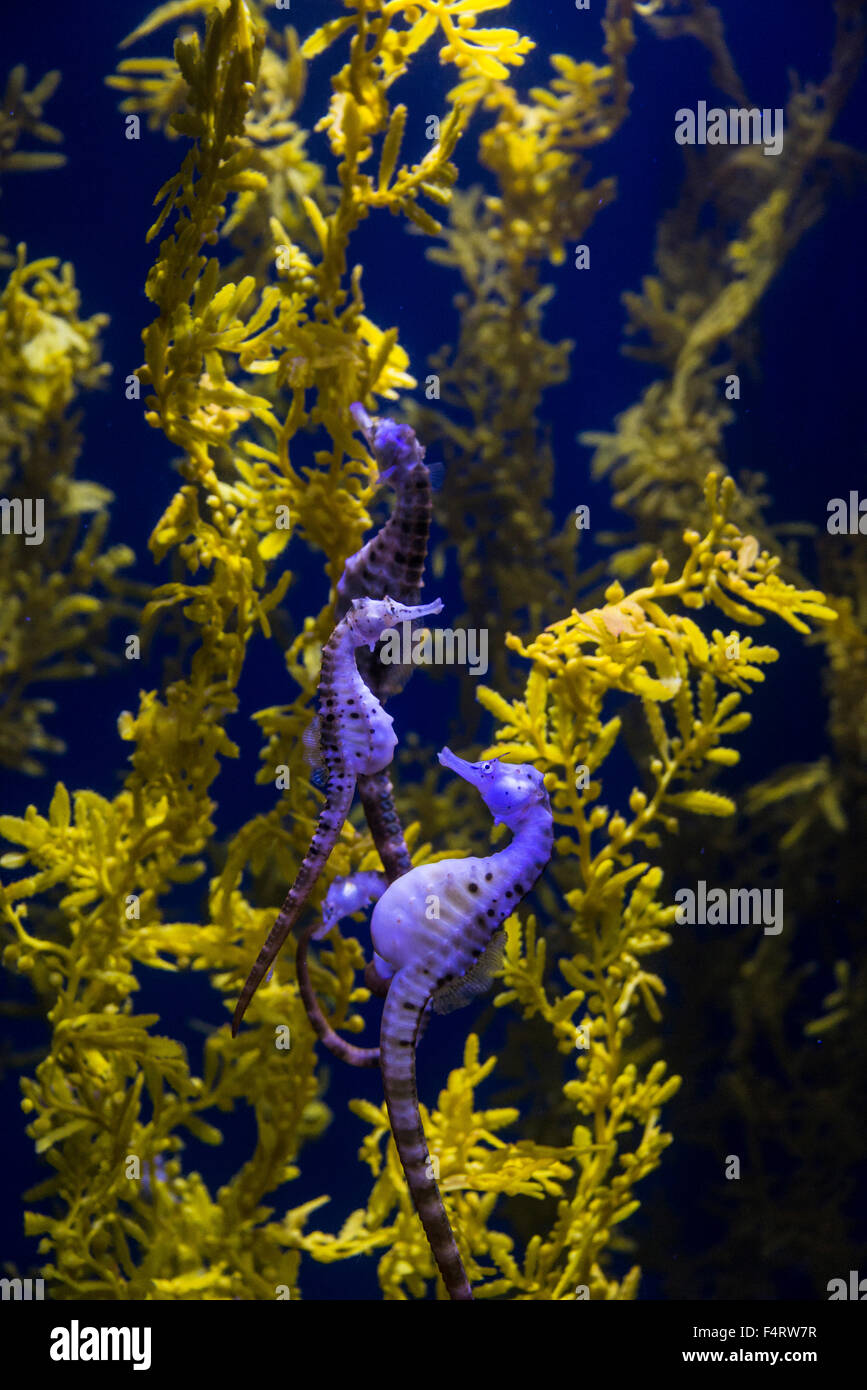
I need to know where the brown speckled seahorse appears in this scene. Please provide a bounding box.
[232,594,442,1037]
[368,748,554,1300]
[337,402,433,703]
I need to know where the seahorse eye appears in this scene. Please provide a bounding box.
[483,762,491,772]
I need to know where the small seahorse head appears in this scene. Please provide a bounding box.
[438,747,549,827]
[350,402,425,482]
[346,594,443,650]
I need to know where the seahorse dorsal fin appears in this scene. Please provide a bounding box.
[302,714,322,769]
[431,929,506,1015]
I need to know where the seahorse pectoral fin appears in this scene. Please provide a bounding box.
[302,714,323,772]
[431,929,507,1015]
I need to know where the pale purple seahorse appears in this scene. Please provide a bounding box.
[317,871,388,937]
[232,595,443,1037]
[368,748,554,1301]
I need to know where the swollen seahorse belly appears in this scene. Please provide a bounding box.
[372,857,512,983]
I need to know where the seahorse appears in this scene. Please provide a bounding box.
[336,402,433,704]
[318,871,387,935]
[368,747,554,1301]
[231,594,443,1037]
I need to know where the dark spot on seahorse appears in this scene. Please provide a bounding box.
[403,1002,414,1009]
[487,909,495,917]
[350,712,359,719]
[485,873,493,881]
[505,890,514,897]
[472,948,481,958]
[468,883,479,894]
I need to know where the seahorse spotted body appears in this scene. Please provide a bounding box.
[369,748,554,1301]
[232,595,442,1037]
